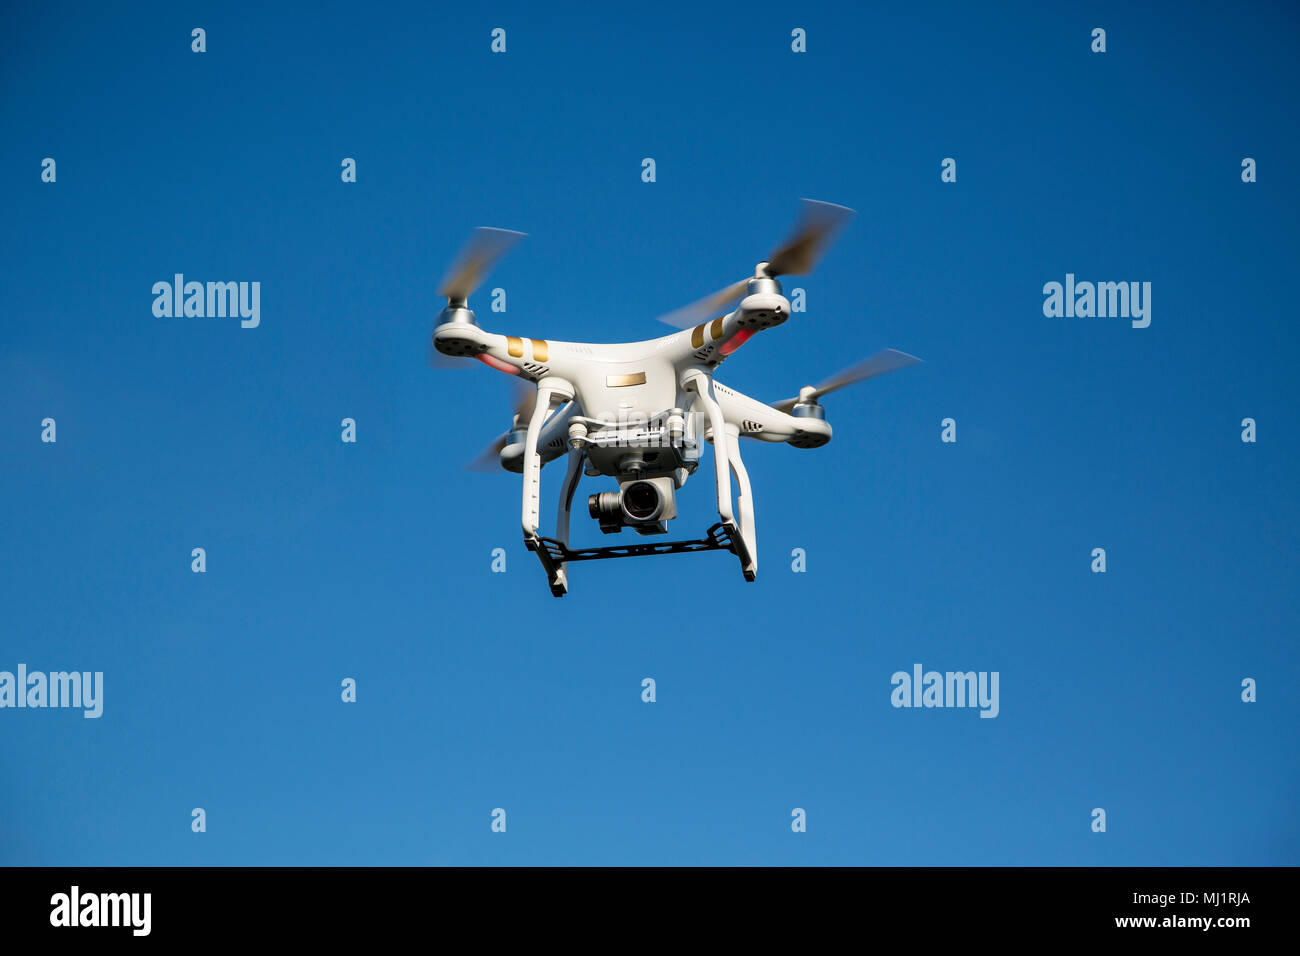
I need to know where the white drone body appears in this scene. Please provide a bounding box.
[432,201,920,596]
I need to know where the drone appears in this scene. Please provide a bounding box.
[431,200,921,597]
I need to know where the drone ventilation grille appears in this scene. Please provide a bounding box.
[522,362,550,376]
[741,420,764,433]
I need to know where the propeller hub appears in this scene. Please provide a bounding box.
[791,402,826,420]
[436,304,478,328]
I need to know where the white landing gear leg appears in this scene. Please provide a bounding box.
[682,369,734,525]
[724,424,758,581]
[682,369,753,581]
[547,448,585,596]
[521,376,575,548]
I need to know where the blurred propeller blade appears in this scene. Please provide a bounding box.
[438,227,527,303]
[465,433,511,472]
[772,348,922,411]
[654,199,854,329]
[655,278,750,329]
[509,376,537,423]
[811,348,922,395]
[765,199,855,277]
[462,378,540,471]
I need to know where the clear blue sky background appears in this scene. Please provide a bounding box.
[2,1,1297,865]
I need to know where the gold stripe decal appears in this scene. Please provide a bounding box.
[710,316,725,340]
[530,338,548,362]
[691,324,706,349]
[506,336,524,357]
[606,372,646,388]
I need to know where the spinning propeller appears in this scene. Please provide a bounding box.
[771,349,922,412]
[439,227,527,304]
[657,199,855,329]
[430,227,527,369]
[464,378,539,472]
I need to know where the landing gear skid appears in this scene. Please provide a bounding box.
[520,373,759,598]
[526,522,755,597]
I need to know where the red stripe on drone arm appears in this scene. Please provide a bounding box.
[718,328,756,356]
[477,354,520,374]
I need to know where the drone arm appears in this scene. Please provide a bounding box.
[433,321,559,378]
[711,381,831,446]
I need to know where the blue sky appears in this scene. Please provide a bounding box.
[1,0,1297,865]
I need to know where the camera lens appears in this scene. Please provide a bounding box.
[622,481,660,520]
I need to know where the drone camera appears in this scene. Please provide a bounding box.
[587,492,623,533]
[588,476,677,535]
[622,481,663,520]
